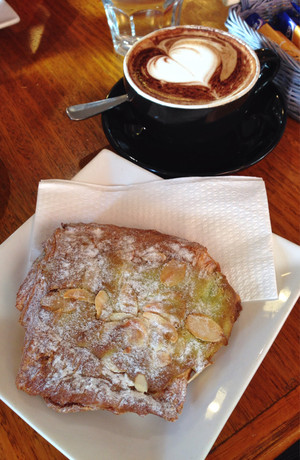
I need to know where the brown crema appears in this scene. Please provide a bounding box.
[126,27,258,106]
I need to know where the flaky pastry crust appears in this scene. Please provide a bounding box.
[16,223,241,421]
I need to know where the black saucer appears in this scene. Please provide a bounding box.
[102,79,287,178]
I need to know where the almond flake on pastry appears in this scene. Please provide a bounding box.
[16,223,241,421]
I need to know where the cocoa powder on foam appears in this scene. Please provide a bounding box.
[126,27,257,106]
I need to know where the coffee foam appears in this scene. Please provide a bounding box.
[124,26,259,108]
[147,38,236,88]
[147,41,219,87]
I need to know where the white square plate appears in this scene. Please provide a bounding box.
[1,150,299,460]
[0,0,20,29]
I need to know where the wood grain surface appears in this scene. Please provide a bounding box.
[0,1,299,459]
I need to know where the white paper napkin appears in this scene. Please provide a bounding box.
[29,176,277,302]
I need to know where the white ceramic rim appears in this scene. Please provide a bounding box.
[123,25,261,110]
[1,150,300,460]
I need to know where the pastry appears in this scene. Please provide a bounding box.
[16,223,241,421]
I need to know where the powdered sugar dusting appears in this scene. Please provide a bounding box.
[16,223,241,421]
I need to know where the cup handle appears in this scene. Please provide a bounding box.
[238,48,280,116]
[253,48,280,92]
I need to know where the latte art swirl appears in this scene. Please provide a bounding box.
[125,27,258,106]
[146,38,237,88]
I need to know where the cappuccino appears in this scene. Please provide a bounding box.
[124,26,259,107]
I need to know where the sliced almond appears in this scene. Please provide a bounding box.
[119,284,138,315]
[156,351,171,368]
[63,288,95,303]
[153,339,165,353]
[143,312,178,343]
[134,373,148,393]
[187,370,203,384]
[109,312,133,321]
[41,292,76,313]
[160,260,186,287]
[124,318,148,347]
[188,370,201,383]
[104,358,125,373]
[59,304,77,314]
[143,302,184,326]
[185,314,226,343]
[95,290,109,319]
[41,292,66,311]
[188,362,211,383]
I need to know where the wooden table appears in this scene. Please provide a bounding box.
[0,1,299,459]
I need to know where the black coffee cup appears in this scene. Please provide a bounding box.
[123,26,280,127]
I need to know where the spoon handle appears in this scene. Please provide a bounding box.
[66,94,128,120]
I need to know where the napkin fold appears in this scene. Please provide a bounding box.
[29,176,277,302]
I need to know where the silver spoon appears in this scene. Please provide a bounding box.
[66,94,128,120]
